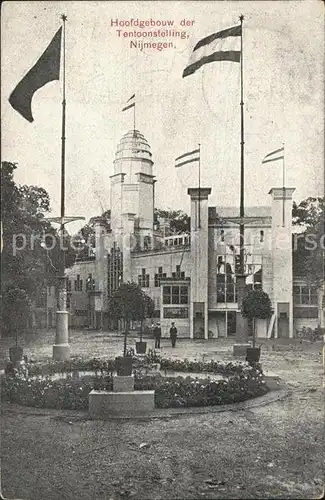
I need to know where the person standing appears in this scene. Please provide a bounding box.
[170,322,178,348]
[154,322,162,349]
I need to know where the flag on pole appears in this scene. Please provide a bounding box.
[175,148,200,168]
[183,24,241,78]
[9,27,62,122]
[122,94,135,111]
[262,147,284,164]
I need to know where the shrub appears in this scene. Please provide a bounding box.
[1,360,268,410]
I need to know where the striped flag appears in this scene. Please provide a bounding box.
[262,147,284,164]
[175,148,200,168]
[122,94,135,111]
[9,27,62,122]
[183,24,241,78]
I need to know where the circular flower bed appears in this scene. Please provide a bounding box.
[1,352,268,410]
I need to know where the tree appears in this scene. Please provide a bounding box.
[292,197,324,286]
[108,282,154,356]
[241,290,273,347]
[1,161,77,336]
[78,210,111,246]
[2,287,31,346]
[154,208,190,234]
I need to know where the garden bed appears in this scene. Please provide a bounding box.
[1,352,269,410]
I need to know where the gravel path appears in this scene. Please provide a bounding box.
[1,333,324,499]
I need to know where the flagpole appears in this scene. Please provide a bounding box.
[239,14,245,275]
[53,13,69,361]
[234,13,249,349]
[60,14,66,265]
[133,99,136,131]
[198,142,201,229]
[282,141,285,227]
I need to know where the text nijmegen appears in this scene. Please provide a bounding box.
[130,41,174,51]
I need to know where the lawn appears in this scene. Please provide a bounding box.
[1,330,324,499]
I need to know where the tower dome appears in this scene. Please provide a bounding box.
[110,129,155,246]
[115,129,152,163]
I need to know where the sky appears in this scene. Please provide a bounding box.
[1,0,324,234]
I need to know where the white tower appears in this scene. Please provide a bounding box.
[188,187,212,339]
[269,187,295,338]
[110,130,155,250]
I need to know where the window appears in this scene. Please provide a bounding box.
[154,267,166,287]
[163,285,188,305]
[74,275,83,292]
[180,286,188,304]
[107,243,123,297]
[294,285,318,306]
[301,286,310,304]
[217,274,226,302]
[66,294,71,309]
[143,236,151,250]
[138,268,149,287]
[310,289,318,305]
[66,279,72,292]
[172,286,180,304]
[260,230,264,242]
[221,229,225,242]
[172,265,185,279]
[163,286,171,304]
[86,273,95,291]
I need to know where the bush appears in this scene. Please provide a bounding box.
[296,326,324,342]
[1,358,268,410]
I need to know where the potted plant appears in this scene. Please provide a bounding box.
[136,292,155,355]
[4,287,31,365]
[241,289,273,363]
[115,349,133,376]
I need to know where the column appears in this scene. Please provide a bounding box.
[269,187,295,338]
[188,188,211,340]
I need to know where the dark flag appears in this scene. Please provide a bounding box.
[175,148,200,168]
[183,24,241,78]
[262,147,285,164]
[9,27,62,122]
[122,94,135,112]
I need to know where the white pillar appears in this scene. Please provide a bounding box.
[188,188,211,340]
[269,187,295,338]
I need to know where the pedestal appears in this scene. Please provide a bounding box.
[53,343,70,361]
[233,274,249,356]
[53,310,70,361]
[89,375,155,418]
[89,390,155,418]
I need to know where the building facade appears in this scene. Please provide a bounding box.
[47,130,324,337]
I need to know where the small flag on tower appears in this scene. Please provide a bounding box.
[262,147,284,164]
[122,94,135,111]
[175,148,200,168]
[9,27,62,122]
[183,24,241,78]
